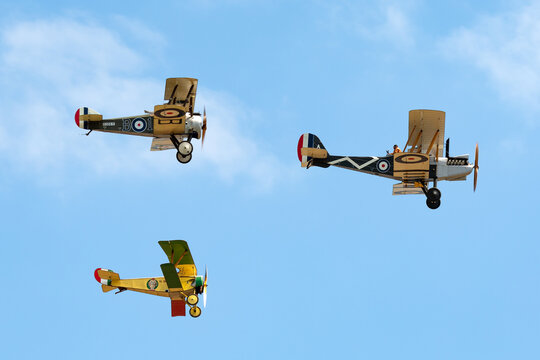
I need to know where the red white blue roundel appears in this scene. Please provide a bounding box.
[132,118,147,132]
[377,159,390,172]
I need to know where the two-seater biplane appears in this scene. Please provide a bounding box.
[94,240,207,317]
[75,78,207,164]
[298,110,479,209]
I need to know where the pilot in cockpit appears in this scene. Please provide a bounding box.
[387,144,402,156]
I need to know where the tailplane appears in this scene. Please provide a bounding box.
[297,133,329,167]
[75,107,102,129]
[94,268,120,293]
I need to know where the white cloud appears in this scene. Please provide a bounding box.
[196,90,285,189]
[322,1,415,48]
[0,18,289,190]
[2,19,141,83]
[441,3,540,109]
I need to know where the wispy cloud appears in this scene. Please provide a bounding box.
[0,18,289,190]
[441,3,540,110]
[321,1,415,48]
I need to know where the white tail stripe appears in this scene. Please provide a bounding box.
[302,133,309,163]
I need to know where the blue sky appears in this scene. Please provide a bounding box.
[0,1,539,359]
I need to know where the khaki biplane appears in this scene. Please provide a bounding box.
[76,78,207,164]
[298,110,479,209]
[94,240,207,317]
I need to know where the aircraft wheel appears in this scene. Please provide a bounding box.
[178,141,193,156]
[426,198,441,210]
[189,306,202,318]
[176,152,192,164]
[187,294,199,306]
[427,187,441,201]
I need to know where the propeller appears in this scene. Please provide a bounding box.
[473,143,479,191]
[203,266,208,307]
[201,107,207,148]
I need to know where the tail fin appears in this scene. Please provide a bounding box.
[75,107,102,129]
[94,268,120,293]
[297,133,328,167]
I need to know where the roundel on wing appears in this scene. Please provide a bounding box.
[155,108,185,118]
[377,159,390,172]
[132,118,147,132]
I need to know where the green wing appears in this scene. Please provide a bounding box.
[159,240,195,266]
[160,263,183,290]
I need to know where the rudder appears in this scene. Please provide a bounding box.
[75,107,102,129]
[94,268,120,293]
[297,133,328,167]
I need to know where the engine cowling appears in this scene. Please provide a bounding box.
[185,113,203,139]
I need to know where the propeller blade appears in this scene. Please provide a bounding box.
[203,266,208,308]
[473,143,479,191]
[202,107,207,148]
[203,288,207,308]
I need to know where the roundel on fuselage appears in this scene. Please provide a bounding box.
[395,154,428,164]
[155,108,186,118]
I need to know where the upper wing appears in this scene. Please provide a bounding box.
[164,78,198,114]
[158,240,197,276]
[405,110,445,157]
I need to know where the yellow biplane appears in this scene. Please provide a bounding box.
[94,240,207,317]
[76,78,207,164]
[298,109,479,209]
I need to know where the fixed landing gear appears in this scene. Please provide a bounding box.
[176,152,192,164]
[186,293,201,317]
[426,198,441,209]
[178,141,193,156]
[189,305,201,318]
[426,187,441,201]
[171,135,193,164]
[187,294,199,306]
[421,183,442,209]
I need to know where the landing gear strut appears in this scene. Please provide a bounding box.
[421,182,442,210]
[171,135,193,164]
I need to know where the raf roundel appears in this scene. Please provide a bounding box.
[132,118,147,132]
[377,159,390,173]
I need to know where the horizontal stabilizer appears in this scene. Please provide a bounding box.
[392,182,424,196]
[101,285,117,293]
[300,147,328,159]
